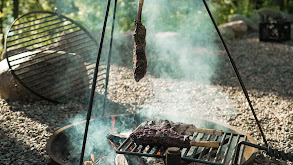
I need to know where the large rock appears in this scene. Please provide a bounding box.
[0,59,40,101]
[229,14,258,31]
[257,8,283,20]
[219,20,248,39]
[0,49,90,101]
[257,8,293,22]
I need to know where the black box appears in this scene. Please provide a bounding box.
[259,21,291,42]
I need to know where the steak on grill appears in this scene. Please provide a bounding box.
[130,127,191,148]
[130,122,220,148]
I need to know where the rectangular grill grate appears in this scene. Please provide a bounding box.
[116,132,247,165]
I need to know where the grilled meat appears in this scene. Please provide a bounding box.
[133,20,147,82]
[130,127,190,147]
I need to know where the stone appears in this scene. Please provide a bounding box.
[0,59,39,101]
[257,8,283,20]
[0,48,90,101]
[229,14,258,31]
[218,22,239,40]
[249,13,262,25]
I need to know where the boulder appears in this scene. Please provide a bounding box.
[257,8,293,22]
[229,14,258,31]
[0,49,90,101]
[249,13,262,25]
[218,26,236,40]
[257,8,283,20]
[0,59,40,101]
[219,20,248,39]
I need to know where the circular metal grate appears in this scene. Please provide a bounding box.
[4,11,106,103]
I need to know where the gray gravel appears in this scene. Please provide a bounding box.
[1,32,293,164]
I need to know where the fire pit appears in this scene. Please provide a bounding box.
[46,115,257,165]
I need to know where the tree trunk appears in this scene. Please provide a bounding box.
[13,0,19,19]
[0,0,4,47]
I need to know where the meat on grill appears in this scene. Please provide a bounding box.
[130,127,191,148]
[130,120,220,148]
[133,0,147,82]
[139,119,223,136]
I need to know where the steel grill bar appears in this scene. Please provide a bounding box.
[153,146,160,155]
[11,15,55,27]
[229,134,241,165]
[20,57,98,85]
[33,67,100,96]
[13,44,96,74]
[11,39,93,70]
[7,33,88,61]
[191,133,206,158]
[138,146,145,153]
[33,71,87,93]
[19,50,95,81]
[237,136,247,165]
[206,135,219,161]
[160,147,167,156]
[8,31,87,59]
[29,61,93,90]
[8,29,81,50]
[8,28,82,49]
[13,43,95,74]
[183,132,199,157]
[7,25,79,44]
[11,20,64,35]
[38,71,104,98]
[214,132,227,162]
[131,145,138,152]
[9,17,61,32]
[197,134,212,159]
[125,142,134,151]
[221,134,234,164]
[146,146,154,153]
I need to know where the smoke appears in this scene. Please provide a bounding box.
[138,0,237,122]
[54,0,238,164]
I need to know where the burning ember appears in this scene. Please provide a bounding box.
[84,154,95,165]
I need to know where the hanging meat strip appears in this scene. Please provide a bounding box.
[133,0,147,82]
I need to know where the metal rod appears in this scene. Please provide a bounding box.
[7,24,78,44]
[198,134,212,159]
[20,51,95,81]
[8,31,87,59]
[103,0,118,116]
[11,20,63,35]
[214,132,226,162]
[183,132,199,157]
[31,63,90,91]
[221,134,234,164]
[138,146,146,153]
[229,134,241,165]
[205,135,219,161]
[8,28,82,49]
[9,17,61,32]
[16,45,96,77]
[11,15,55,27]
[79,0,112,164]
[202,0,268,147]
[146,146,154,153]
[191,133,205,157]
[11,38,92,70]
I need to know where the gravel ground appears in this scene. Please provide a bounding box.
[1,32,293,164]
